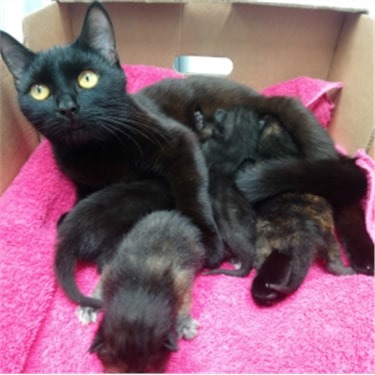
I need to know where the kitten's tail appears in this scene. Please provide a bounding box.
[203,258,252,277]
[54,246,103,309]
[235,156,367,206]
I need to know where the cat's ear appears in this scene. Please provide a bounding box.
[77,2,119,66]
[0,31,35,86]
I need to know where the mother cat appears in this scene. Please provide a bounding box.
[0,1,372,273]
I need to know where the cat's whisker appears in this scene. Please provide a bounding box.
[95,120,144,157]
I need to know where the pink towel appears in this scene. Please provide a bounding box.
[0,65,374,373]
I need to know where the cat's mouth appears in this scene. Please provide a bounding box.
[68,121,85,132]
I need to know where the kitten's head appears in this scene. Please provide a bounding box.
[195,106,261,174]
[90,287,178,373]
[0,2,127,145]
[257,115,300,160]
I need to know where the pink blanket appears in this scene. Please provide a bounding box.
[0,65,374,373]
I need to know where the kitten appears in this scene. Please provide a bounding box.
[209,110,355,305]
[55,180,174,308]
[85,210,204,373]
[192,108,258,276]
[0,2,223,268]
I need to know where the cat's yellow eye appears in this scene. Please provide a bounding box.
[29,84,50,101]
[77,70,99,89]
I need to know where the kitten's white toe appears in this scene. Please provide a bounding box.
[177,316,200,340]
[76,306,99,325]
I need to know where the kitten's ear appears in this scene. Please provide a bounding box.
[0,31,35,86]
[77,2,119,66]
[214,108,228,124]
[214,109,234,139]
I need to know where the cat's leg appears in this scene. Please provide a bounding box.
[163,131,224,268]
[247,96,338,160]
[204,182,256,277]
[251,233,315,306]
[176,287,199,340]
[319,235,355,275]
[77,278,103,325]
[333,203,374,275]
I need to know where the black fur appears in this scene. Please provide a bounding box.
[0,2,223,268]
[55,180,174,308]
[193,107,258,276]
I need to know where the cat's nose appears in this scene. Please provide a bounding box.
[57,96,79,118]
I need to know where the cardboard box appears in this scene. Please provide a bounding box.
[0,0,374,194]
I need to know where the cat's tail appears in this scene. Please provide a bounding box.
[235,156,367,206]
[54,244,103,309]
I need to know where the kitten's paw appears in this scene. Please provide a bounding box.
[177,316,200,340]
[348,245,374,276]
[326,261,355,276]
[204,233,225,269]
[251,250,294,306]
[231,258,242,270]
[77,306,99,325]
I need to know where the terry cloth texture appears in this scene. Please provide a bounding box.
[0,65,374,373]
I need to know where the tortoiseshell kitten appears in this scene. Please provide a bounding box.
[0,2,222,268]
[250,115,356,305]
[84,210,204,373]
[201,108,356,305]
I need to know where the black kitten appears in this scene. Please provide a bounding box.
[85,210,204,373]
[55,180,174,308]
[0,2,222,268]
[192,108,258,276]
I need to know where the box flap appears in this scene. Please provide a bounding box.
[55,0,372,13]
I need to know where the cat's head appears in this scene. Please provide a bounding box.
[0,2,127,145]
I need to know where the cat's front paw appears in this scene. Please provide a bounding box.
[177,315,200,340]
[77,305,100,325]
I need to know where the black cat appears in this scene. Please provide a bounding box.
[0,2,222,268]
[1,1,372,274]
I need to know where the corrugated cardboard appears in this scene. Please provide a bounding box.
[0,0,374,194]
